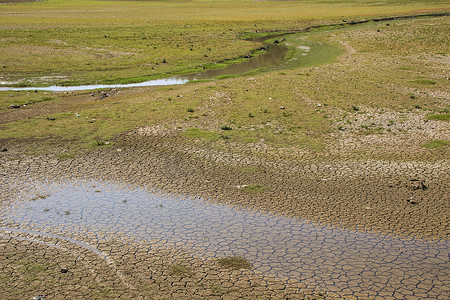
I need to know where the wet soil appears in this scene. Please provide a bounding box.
[1,229,320,299]
[3,180,448,299]
[1,124,449,298]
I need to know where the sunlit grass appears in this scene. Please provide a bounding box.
[421,140,449,149]
[426,113,450,121]
[1,0,448,86]
[0,2,449,156]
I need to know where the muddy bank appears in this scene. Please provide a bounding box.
[1,132,448,241]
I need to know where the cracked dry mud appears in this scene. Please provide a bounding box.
[1,119,449,299]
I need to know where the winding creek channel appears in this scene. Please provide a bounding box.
[1,179,449,298]
[0,42,288,92]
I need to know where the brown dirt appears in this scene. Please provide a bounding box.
[1,125,448,297]
[0,232,327,299]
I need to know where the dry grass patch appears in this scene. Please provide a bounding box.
[218,256,252,270]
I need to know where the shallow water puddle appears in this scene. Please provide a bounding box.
[2,180,449,298]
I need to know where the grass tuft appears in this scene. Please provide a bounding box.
[170,265,192,276]
[411,79,437,85]
[426,113,450,122]
[183,128,219,142]
[240,184,266,193]
[421,140,449,149]
[218,256,252,270]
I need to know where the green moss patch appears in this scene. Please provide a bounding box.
[426,113,450,122]
[170,265,193,276]
[421,140,449,149]
[183,128,220,142]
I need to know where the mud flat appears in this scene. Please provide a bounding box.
[1,128,449,298]
[1,179,449,299]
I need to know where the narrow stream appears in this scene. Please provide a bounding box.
[0,44,287,92]
[2,180,448,299]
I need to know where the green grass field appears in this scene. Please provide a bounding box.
[0,0,449,154]
[1,0,448,86]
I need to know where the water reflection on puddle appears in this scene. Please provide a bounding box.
[0,44,287,92]
[3,180,449,298]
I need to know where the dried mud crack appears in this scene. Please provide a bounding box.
[1,126,448,298]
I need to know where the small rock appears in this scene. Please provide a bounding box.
[46,117,55,121]
[100,93,109,99]
[407,198,416,204]
[9,104,20,109]
[410,179,427,190]
[32,295,45,300]
[235,185,249,189]
[60,268,69,273]
[1,148,7,152]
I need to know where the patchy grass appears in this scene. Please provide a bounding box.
[410,79,437,85]
[426,113,450,122]
[278,35,343,69]
[19,260,50,284]
[239,184,266,193]
[0,23,260,86]
[170,265,193,276]
[0,91,57,114]
[0,4,449,157]
[183,128,220,142]
[56,152,76,159]
[240,166,261,173]
[218,256,252,270]
[1,0,448,86]
[421,140,449,149]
